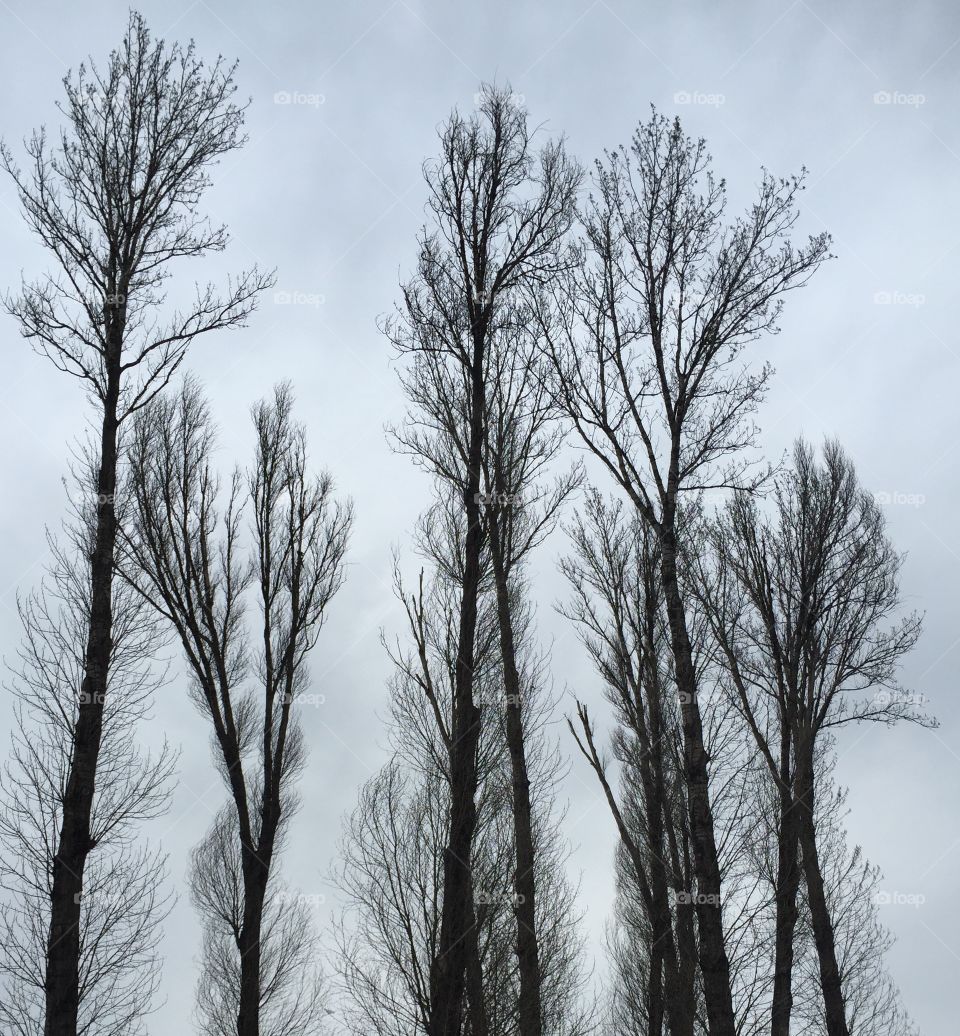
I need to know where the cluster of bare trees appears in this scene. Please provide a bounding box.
[0,12,930,1036]
[0,14,352,1036]
[336,89,928,1036]
[540,114,928,1036]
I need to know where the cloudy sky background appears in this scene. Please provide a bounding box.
[0,0,957,1031]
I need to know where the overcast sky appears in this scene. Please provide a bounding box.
[0,0,957,1032]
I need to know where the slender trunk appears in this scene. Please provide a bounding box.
[770,732,801,1036]
[647,831,690,1036]
[644,683,693,1036]
[44,351,121,1036]
[796,745,849,1036]
[237,861,268,1036]
[428,329,486,1036]
[642,646,695,1036]
[658,528,737,1036]
[464,887,489,1036]
[665,796,698,1020]
[487,520,543,1036]
[648,942,664,1036]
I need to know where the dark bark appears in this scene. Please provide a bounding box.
[648,942,664,1036]
[796,746,850,1036]
[237,857,270,1036]
[487,522,542,1036]
[569,701,693,1036]
[564,502,696,1036]
[428,334,486,1036]
[44,340,121,1036]
[666,802,699,1017]
[770,731,802,1036]
[464,886,490,1036]
[641,615,694,1036]
[659,527,737,1036]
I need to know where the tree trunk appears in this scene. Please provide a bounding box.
[44,356,121,1036]
[648,942,664,1036]
[487,520,543,1036]
[236,851,270,1036]
[658,528,737,1036]
[771,732,802,1036]
[464,886,489,1036]
[666,807,698,1029]
[428,331,486,1036]
[235,829,274,1036]
[796,745,849,1036]
[642,668,694,1036]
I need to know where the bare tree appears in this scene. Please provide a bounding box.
[691,439,927,1036]
[0,468,175,1036]
[562,492,771,1036]
[386,82,580,1036]
[480,309,582,1036]
[1,15,270,1034]
[335,548,593,1036]
[542,110,830,1035]
[779,750,919,1036]
[190,807,327,1036]
[121,378,352,1036]
[561,491,697,1036]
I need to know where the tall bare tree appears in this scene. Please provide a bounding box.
[561,491,772,1036]
[690,439,926,1036]
[1,15,269,1034]
[387,83,580,1035]
[480,310,582,1036]
[0,467,175,1036]
[121,379,352,1036]
[562,492,697,1036]
[542,110,830,1035]
[335,548,593,1036]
